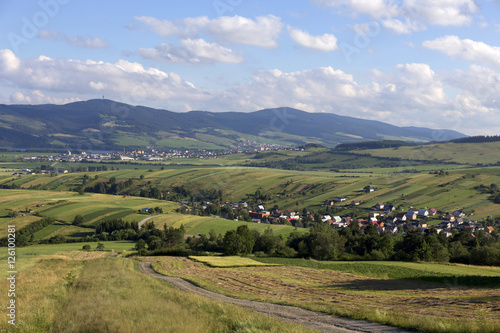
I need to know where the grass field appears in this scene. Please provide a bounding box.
[150,256,500,333]
[0,189,178,239]
[0,256,314,332]
[189,256,280,267]
[351,141,500,165]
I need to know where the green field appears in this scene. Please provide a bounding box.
[189,255,280,267]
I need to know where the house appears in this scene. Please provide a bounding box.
[370,212,380,218]
[386,216,398,224]
[369,217,379,224]
[332,216,342,223]
[331,222,346,228]
[375,203,385,210]
[396,213,407,222]
[418,221,428,228]
[257,205,265,211]
[453,209,466,218]
[418,209,429,217]
[487,226,495,234]
[141,207,150,212]
[364,186,375,193]
[439,222,452,229]
[334,196,347,202]
[406,211,417,220]
[428,208,437,216]
[351,200,361,206]
[384,204,396,212]
[324,199,335,206]
[321,215,332,222]
[386,225,398,234]
[444,213,456,222]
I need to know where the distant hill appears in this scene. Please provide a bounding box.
[0,99,465,150]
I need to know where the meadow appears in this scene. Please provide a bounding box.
[151,256,500,333]
[0,256,312,333]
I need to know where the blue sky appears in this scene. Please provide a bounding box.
[1,0,500,135]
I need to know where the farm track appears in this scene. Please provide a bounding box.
[139,262,411,333]
[138,214,164,229]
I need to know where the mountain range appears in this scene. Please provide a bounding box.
[0,99,465,150]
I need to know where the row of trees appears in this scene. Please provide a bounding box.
[136,221,500,266]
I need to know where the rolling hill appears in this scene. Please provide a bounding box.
[0,99,465,150]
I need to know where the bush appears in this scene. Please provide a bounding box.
[73,215,84,226]
[82,244,91,251]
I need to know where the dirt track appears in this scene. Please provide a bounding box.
[139,262,412,333]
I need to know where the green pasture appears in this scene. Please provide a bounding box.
[189,256,280,267]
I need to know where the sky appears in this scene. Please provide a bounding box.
[0,0,500,135]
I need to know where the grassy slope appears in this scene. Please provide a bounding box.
[0,256,313,332]
[350,141,500,165]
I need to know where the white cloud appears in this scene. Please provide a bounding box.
[403,0,478,27]
[315,0,478,34]
[38,29,59,39]
[0,49,209,108]
[287,26,339,52]
[37,29,108,49]
[3,49,500,135]
[0,49,21,73]
[381,18,421,34]
[9,90,81,104]
[139,39,244,64]
[135,15,283,48]
[65,36,108,49]
[422,35,500,69]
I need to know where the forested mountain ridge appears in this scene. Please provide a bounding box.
[0,99,465,150]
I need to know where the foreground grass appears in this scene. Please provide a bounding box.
[189,256,280,267]
[150,256,500,333]
[0,241,135,279]
[0,258,316,332]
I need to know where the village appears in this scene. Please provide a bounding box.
[178,189,495,239]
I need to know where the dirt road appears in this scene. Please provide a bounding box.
[137,214,164,229]
[139,262,412,333]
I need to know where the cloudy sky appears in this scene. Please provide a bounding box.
[1,0,500,135]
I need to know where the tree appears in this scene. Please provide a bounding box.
[96,243,105,250]
[78,187,85,195]
[378,234,395,258]
[135,239,146,251]
[223,230,245,255]
[82,244,91,251]
[73,215,84,226]
[236,225,255,254]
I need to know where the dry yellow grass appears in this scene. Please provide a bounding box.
[151,256,500,333]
